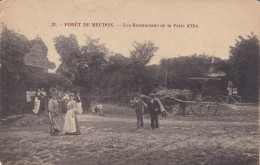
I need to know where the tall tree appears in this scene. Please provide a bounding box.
[228,33,259,102]
[54,34,81,81]
[129,41,158,93]
[0,25,31,115]
[79,35,108,89]
[103,53,134,103]
[54,35,110,109]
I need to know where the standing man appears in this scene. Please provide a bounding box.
[61,91,70,113]
[148,94,160,129]
[39,88,47,114]
[132,94,147,129]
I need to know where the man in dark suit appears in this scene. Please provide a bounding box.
[132,94,147,129]
[148,94,160,129]
[39,88,47,114]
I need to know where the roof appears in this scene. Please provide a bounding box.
[24,42,55,70]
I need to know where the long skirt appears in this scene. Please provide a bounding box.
[32,98,40,114]
[49,112,64,135]
[63,110,81,135]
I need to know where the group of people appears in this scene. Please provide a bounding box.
[31,87,83,136]
[32,87,163,134]
[90,103,105,116]
[48,92,82,136]
[48,91,162,135]
[131,94,164,129]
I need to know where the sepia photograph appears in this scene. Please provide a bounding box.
[0,0,259,164]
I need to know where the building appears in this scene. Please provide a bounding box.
[0,38,56,116]
[24,41,55,72]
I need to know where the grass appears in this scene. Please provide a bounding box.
[0,104,258,165]
[92,103,136,117]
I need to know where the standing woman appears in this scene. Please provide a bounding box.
[32,89,41,114]
[48,92,64,136]
[63,94,81,135]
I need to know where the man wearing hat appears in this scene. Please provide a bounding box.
[147,93,161,129]
[131,94,147,129]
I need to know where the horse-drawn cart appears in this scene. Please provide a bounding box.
[159,77,222,117]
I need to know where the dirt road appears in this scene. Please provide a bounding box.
[0,111,258,165]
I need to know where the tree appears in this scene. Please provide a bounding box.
[228,33,259,102]
[102,53,134,103]
[160,58,173,87]
[54,35,109,85]
[80,36,108,70]
[54,34,81,81]
[0,24,31,78]
[107,53,129,72]
[0,24,31,115]
[23,36,56,90]
[79,35,109,89]
[159,54,227,89]
[129,41,158,93]
[54,35,111,110]
[143,64,161,94]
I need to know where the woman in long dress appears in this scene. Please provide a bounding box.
[32,89,41,114]
[48,92,64,136]
[63,94,81,135]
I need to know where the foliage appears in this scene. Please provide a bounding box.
[0,24,31,81]
[228,33,259,102]
[54,35,110,105]
[80,36,108,70]
[54,37,160,107]
[54,33,259,106]
[129,41,159,93]
[159,54,227,89]
[130,41,158,67]
[54,34,80,81]
[3,23,258,116]
[0,25,70,116]
[0,25,31,115]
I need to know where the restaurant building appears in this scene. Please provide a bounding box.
[0,39,55,115]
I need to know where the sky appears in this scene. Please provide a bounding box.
[0,0,260,71]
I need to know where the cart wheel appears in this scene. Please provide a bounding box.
[184,104,192,116]
[165,106,172,115]
[177,104,191,116]
[198,96,218,116]
[171,103,180,116]
[196,104,209,116]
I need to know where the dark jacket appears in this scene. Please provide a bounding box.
[132,100,144,111]
[74,96,81,103]
[148,99,160,115]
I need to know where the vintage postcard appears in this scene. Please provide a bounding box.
[0,0,259,164]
